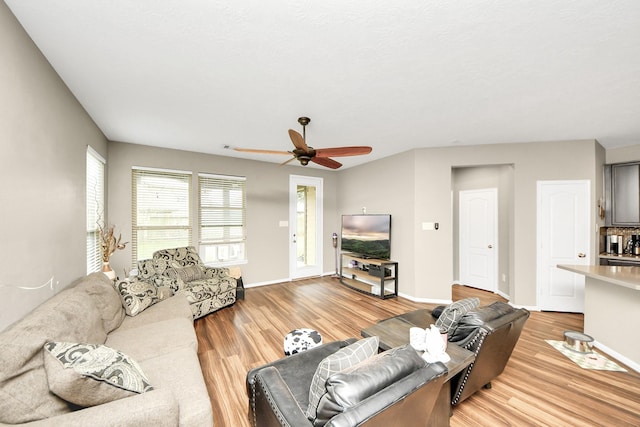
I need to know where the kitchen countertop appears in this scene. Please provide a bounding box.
[557,264,640,291]
[599,252,640,261]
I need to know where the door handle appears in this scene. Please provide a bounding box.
[487,245,493,249]
[578,253,586,258]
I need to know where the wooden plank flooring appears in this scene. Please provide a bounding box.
[194,277,640,427]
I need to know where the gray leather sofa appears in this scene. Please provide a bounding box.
[246,339,448,427]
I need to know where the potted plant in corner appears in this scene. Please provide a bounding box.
[99,224,127,280]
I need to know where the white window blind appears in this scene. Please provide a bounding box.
[86,147,105,274]
[132,168,192,263]
[198,173,246,265]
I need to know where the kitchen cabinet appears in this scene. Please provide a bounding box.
[606,162,640,225]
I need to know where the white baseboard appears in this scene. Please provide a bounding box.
[244,278,289,288]
[594,341,640,373]
[244,272,336,289]
[495,289,510,301]
[398,292,451,305]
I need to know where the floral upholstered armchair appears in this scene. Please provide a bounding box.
[136,246,238,319]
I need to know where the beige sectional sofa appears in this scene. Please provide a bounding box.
[0,272,213,427]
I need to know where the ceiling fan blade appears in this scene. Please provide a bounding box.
[288,129,310,153]
[234,147,292,155]
[280,156,297,166]
[311,156,342,169]
[314,146,372,158]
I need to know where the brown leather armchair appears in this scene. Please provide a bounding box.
[246,339,448,427]
[445,301,530,405]
[393,300,529,406]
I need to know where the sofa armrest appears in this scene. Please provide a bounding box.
[201,266,230,279]
[0,388,179,427]
[250,366,311,427]
[152,275,183,292]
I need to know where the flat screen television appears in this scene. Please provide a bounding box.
[341,214,391,259]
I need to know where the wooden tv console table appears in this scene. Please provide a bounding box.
[339,253,398,299]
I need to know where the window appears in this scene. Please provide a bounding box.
[132,168,192,263]
[86,147,105,274]
[199,173,246,265]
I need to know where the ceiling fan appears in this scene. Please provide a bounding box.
[234,117,372,169]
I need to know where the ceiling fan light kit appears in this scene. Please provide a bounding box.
[234,117,372,169]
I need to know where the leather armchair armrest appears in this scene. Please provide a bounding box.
[250,366,311,427]
[246,338,358,397]
[326,363,447,427]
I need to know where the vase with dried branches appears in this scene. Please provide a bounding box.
[99,224,128,280]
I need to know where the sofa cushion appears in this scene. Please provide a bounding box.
[182,278,236,304]
[0,286,107,423]
[140,346,213,427]
[115,279,160,316]
[435,297,480,334]
[73,272,125,333]
[315,345,425,424]
[153,246,204,276]
[306,336,379,421]
[117,292,193,332]
[106,317,197,361]
[43,342,153,407]
[166,265,205,283]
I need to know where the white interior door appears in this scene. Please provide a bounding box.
[537,180,590,312]
[289,175,323,280]
[459,188,498,292]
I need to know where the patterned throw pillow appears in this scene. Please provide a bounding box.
[435,297,481,334]
[306,336,379,421]
[165,265,204,283]
[114,280,159,316]
[43,342,153,407]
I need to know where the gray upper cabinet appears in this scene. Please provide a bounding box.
[608,162,640,225]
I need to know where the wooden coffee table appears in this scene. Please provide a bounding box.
[361,309,475,427]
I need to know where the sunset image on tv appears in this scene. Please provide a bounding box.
[341,214,391,259]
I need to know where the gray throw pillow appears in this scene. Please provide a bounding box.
[435,297,480,334]
[306,336,379,421]
[43,342,153,407]
[114,279,159,316]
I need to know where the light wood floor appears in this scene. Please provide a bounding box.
[194,277,640,427]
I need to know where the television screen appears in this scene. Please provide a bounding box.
[341,214,391,259]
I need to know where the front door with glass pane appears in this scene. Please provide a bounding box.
[289,175,323,279]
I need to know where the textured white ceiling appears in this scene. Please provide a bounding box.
[6,0,640,169]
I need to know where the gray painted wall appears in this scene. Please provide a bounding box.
[106,141,340,285]
[339,140,604,307]
[0,2,107,330]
